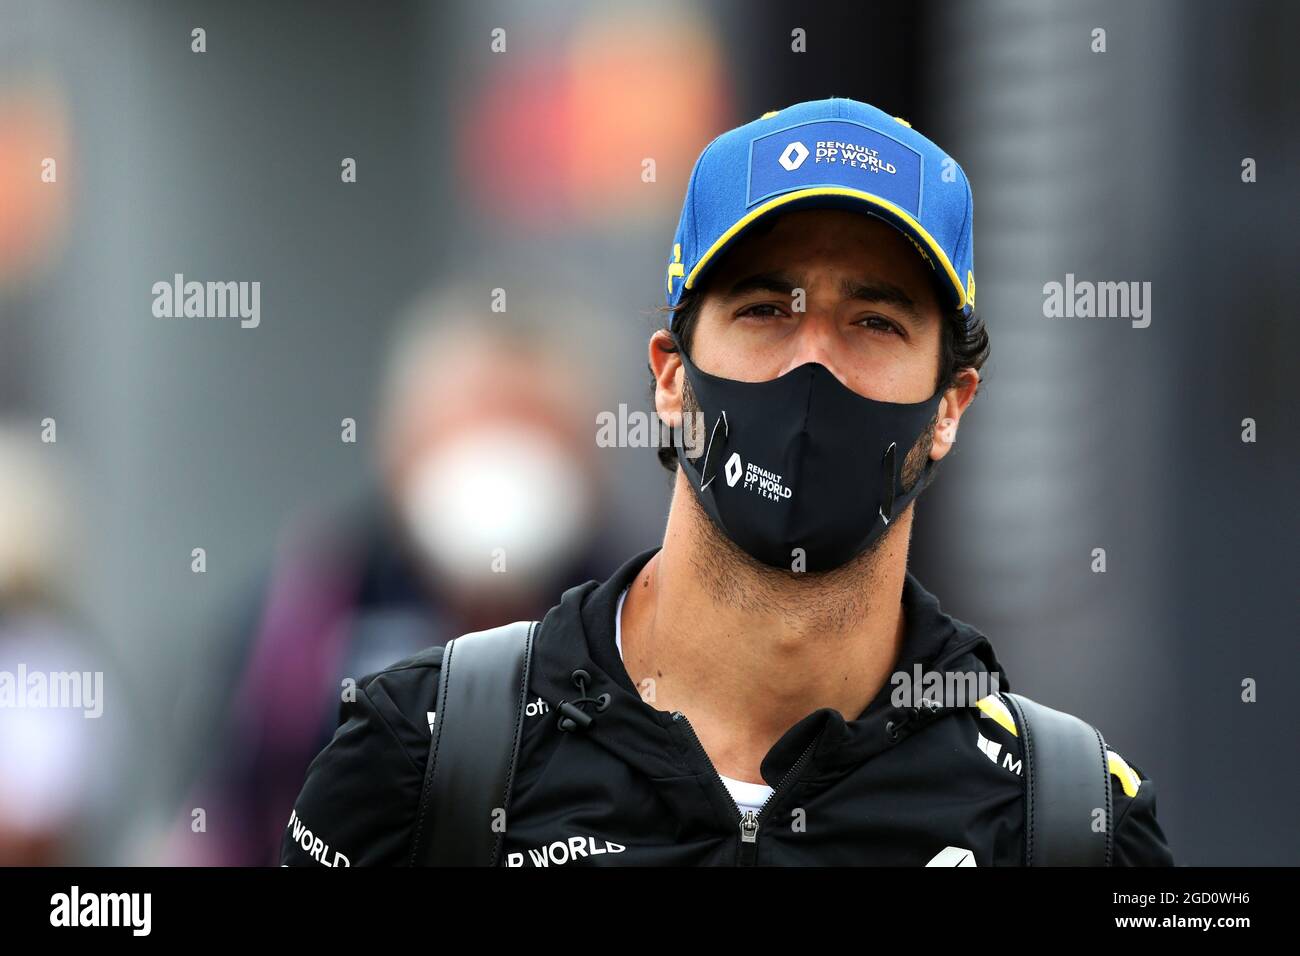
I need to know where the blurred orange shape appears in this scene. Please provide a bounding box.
[0,84,71,286]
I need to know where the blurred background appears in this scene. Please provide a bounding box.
[0,0,1295,865]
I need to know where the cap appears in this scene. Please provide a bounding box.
[664,97,975,326]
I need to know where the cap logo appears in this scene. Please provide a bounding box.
[778,141,809,171]
[748,119,922,215]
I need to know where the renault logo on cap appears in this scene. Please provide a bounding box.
[778,141,809,171]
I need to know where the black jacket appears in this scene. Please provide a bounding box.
[281,548,1174,867]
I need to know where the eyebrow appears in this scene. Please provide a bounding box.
[724,271,801,298]
[838,278,923,328]
[723,271,925,328]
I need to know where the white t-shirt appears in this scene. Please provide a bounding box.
[614,585,775,816]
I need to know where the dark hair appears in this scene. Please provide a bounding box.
[650,286,991,472]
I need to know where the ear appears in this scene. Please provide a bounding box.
[649,329,684,428]
[930,368,979,462]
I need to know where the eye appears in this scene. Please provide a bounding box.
[858,315,903,336]
[736,302,789,320]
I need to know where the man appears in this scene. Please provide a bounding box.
[281,97,1173,867]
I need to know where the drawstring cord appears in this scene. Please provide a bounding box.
[557,669,611,733]
[885,696,943,743]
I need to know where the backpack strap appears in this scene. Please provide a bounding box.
[1002,692,1113,866]
[408,620,538,866]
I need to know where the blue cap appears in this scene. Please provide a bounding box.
[665,97,975,325]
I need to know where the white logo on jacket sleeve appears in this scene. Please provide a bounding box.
[285,809,351,867]
[925,846,976,867]
[976,731,1002,763]
[505,836,626,867]
[974,730,1022,776]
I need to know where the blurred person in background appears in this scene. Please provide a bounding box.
[166,285,614,866]
[0,424,128,865]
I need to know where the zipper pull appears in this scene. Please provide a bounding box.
[739,810,759,844]
[739,810,760,864]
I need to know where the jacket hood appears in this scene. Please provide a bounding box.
[529,547,1012,788]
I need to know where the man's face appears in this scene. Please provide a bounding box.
[690,208,945,400]
[652,207,977,477]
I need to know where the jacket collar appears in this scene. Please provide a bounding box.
[530,547,1011,786]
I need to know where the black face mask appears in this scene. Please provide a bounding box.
[673,339,944,573]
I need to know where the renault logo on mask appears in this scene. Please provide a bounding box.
[724,453,744,487]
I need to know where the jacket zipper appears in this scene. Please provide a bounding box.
[671,710,824,866]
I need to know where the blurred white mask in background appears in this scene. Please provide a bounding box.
[400,423,595,596]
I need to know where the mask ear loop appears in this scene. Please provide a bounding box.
[879,442,897,525]
[697,410,729,490]
[668,330,728,487]
[880,436,941,528]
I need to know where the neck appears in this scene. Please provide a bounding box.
[619,471,912,783]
